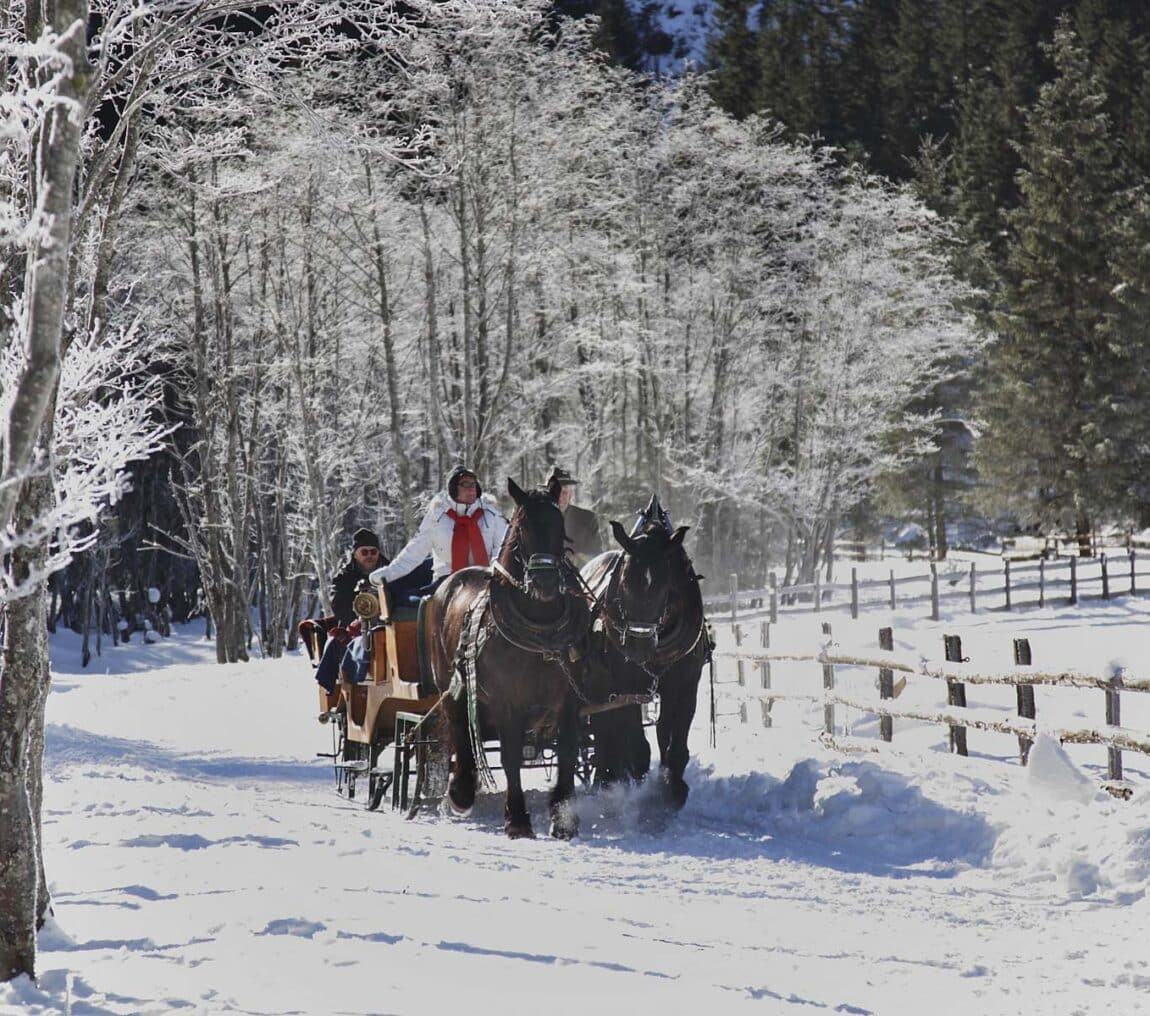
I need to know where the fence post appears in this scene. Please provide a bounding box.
[1131,550,1137,595]
[813,574,821,613]
[1012,638,1036,765]
[1038,558,1045,609]
[943,634,968,756]
[768,571,778,624]
[969,562,976,614]
[1106,669,1124,783]
[878,626,894,743]
[1101,553,1109,600]
[821,621,835,735]
[759,621,772,728]
[1069,556,1078,605]
[850,567,859,620]
[889,569,896,611]
[730,573,738,622]
[1004,558,1011,611]
[930,562,939,621]
[734,623,745,687]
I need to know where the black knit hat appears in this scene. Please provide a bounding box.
[352,528,380,550]
[447,466,482,501]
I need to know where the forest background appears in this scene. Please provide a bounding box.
[3,0,1150,983]
[10,0,1150,666]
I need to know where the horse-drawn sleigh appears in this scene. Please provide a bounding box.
[309,481,713,837]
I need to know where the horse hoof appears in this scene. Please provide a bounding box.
[505,821,535,839]
[549,801,579,839]
[549,818,578,840]
[445,795,473,819]
[447,777,475,817]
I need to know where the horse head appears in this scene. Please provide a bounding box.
[501,477,569,603]
[606,516,688,664]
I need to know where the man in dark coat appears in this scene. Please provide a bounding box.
[545,467,603,567]
[329,528,387,625]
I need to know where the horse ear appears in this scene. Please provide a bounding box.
[669,525,690,548]
[610,520,637,555]
[507,477,527,507]
[644,493,660,519]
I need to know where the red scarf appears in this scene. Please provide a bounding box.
[447,508,489,571]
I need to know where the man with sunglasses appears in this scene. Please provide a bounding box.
[329,528,386,625]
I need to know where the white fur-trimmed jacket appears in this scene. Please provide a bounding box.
[370,492,509,584]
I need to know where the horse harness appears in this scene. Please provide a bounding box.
[582,552,713,711]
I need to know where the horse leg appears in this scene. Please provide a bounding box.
[622,704,651,782]
[500,723,533,839]
[656,682,697,810]
[444,697,477,817]
[589,709,624,788]
[549,697,580,840]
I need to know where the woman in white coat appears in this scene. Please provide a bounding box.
[370,467,508,591]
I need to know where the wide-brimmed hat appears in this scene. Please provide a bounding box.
[545,467,578,495]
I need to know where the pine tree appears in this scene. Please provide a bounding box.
[705,0,760,119]
[973,19,1145,545]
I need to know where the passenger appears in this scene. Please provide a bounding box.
[369,466,508,592]
[330,528,386,626]
[545,466,603,567]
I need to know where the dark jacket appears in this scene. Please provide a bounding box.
[329,553,389,626]
[563,504,603,566]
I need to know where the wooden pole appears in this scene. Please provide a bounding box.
[729,572,738,622]
[1069,556,1077,605]
[1004,558,1011,611]
[1038,558,1045,608]
[759,620,772,728]
[1130,550,1137,595]
[851,567,859,619]
[1106,669,1124,782]
[888,569,896,611]
[1012,638,1036,765]
[930,562,939,621]
[821,621,834,735]
[878,626,894,743]
[768,571,778,624]
[734,622,745,687]
[813,573,821,613]
[1101,553,1109,600]
[943,634,968,756]
[969,562,976,614]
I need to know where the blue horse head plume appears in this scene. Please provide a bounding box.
[630,493,674,537]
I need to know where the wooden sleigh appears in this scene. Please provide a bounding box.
[317,584,440,811]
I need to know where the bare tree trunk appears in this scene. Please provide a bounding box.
[0,0,90,982]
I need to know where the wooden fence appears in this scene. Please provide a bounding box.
[712,621,1149,796]
[703,550,1150,623]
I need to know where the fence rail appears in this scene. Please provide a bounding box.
[703,550,1150,623]
[712,620,1148,794]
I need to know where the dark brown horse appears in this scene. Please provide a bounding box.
[422,479,589,838]
[582,496,710,811]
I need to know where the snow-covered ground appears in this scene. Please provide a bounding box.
[7,592,1150,1015]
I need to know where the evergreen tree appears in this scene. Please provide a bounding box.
[705,0,761,119]
[973,20,1147,545]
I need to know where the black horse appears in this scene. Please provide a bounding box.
[582,496,710,810]
[423,479,589,839]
